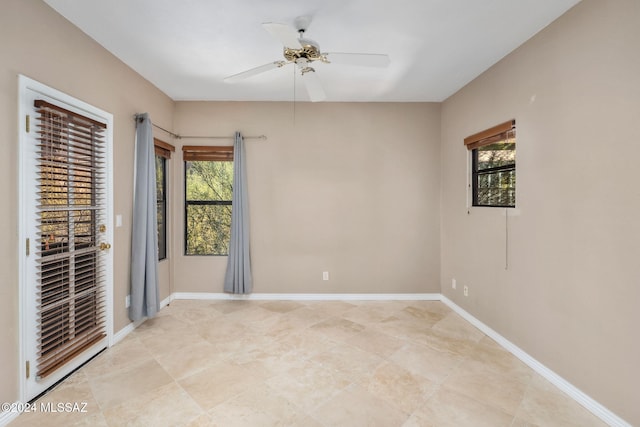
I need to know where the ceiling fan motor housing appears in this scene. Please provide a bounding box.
[283,38,324,63]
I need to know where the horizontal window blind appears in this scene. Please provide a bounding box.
[34,99,107,379]
[154,138,175,159]
[182,145,234,161]
[464,119,516,150]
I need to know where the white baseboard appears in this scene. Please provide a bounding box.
[0,406,20,427]
[440,296,630,427]
[171,292,441,301]
[111,294,173,345]
[112,319,141,345]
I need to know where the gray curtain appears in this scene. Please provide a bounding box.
[224,132,253,294]
[129,113,160,321]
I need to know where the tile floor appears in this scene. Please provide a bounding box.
[10,299,607,426]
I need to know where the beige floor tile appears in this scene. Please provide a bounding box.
[259,314,315,340]
[88,359,173,410]
[361,361,437,414]
[405,301,452,316]
[431,312,486,343]
[420,328,479,358]
[10,371,103,427]
[208,383,310,426]
[209,300,257,314]
[346,328,405,358]
[402,412,438,427]
[265,358,352,412]
[463,339,534,384]
[195,317,250,343]
[222,304,282,328]
[9,300,611,427]
[342,303,401,324]
[510,418,541,427]
[266,329,338,362]
[357,300,415,313]
[234,341,289,367]
[195,319,265,359]
[389,341,465,384]
[309,316,366,341]
[140,329,211,359]
[259,300,305,313]
[278,306,334,329]
[311,383,409,427]
[102,382,203,427]
[515,375,608,427]
[441,363,528,415]
[184,413,219,427]
[160,303,224,325]
[178,361,271,411]
[401,305,447,327]
[303,300,358,317]
[130,312,191,338]
[10,411,109,427]
[413,387,514,427]
[82,337,154,379]
[154,340,227,380]
[373,314,435,344]
[311,342,385,382]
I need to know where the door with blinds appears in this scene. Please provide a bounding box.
[19,77,113,401]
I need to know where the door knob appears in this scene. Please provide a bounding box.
[99,242,111,250]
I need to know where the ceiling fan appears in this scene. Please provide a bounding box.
[224,16,390,102]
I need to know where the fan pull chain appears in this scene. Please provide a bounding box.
[293,62,296,126]
[505,208,509,270]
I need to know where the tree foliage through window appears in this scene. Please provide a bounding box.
[156,155,167,260]
[185,160,233,255]
[473,140,516,207]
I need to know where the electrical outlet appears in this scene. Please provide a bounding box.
[452,279,457,290]
[463,286,469,297]
[322,271,329,281]
[125,295,131,308]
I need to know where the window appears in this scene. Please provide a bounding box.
[155,155,167,259]
[183,146,234,255]
[154,139,175,260]
[465,120,516,208]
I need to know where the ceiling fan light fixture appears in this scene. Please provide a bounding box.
[300,66,315,75]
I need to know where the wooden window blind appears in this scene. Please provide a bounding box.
[182,145,234,161]
[154,138,175,159]
[34,99,107,379]
[464,120,516,150]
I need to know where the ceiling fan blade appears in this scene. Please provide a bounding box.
[300,69,326,102]
[224,61,287,83]
[324,52,390,68]
[262,23,302,48]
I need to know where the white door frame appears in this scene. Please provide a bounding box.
[17,75,114,402]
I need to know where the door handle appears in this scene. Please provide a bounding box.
[99,242,111,251]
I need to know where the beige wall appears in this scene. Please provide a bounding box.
[440,0,640,424]
[172,102,442,294]
[1,0,637,424]
[0,0,174,404]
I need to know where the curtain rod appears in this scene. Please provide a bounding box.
[134,116,266,141]
[179,134,267,141]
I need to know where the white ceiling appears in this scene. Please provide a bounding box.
[44,0,580,102]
